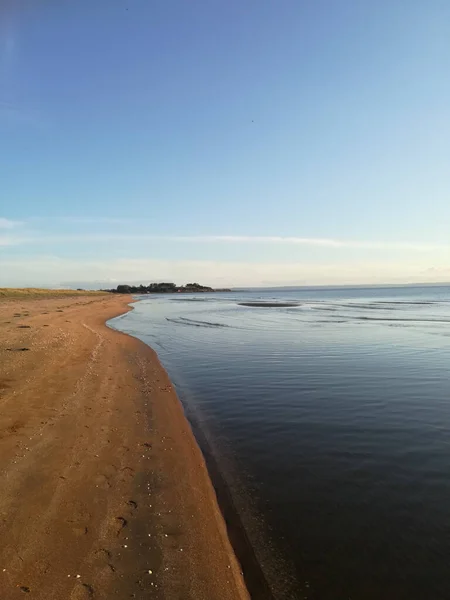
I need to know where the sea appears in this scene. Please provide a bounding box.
[109,285,450,600]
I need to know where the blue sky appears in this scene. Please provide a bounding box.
[1,0,449,287]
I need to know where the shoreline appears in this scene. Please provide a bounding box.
[111,299,276,600]
[112,299,278,600]
[0,294,249,599]
[185,412,276,600]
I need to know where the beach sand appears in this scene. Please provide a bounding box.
[0,294,249,600]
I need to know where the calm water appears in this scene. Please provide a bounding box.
[110,285,450,600]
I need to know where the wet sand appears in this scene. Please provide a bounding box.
[0,294,249,600]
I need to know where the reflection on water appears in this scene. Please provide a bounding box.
[110,285,450,600]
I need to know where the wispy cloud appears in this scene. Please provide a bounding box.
[0,235,26,246]
[1,231,449,251]
[154,236,450,251]
[18,218,450,251]
[0,217,22,229]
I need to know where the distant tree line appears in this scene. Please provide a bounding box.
[106,282,219,294]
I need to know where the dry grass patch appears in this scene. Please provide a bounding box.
[0,288,108,300]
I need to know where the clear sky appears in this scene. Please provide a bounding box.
[1,0,449,287]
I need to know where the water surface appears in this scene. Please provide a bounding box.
[110,285,450,599]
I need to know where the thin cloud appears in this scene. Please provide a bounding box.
[2,232,449,251]
[19,219,450,251]
[162,236,450,250]
[28,216,137,225]
[0,217,22,229]
[0,236,25,246]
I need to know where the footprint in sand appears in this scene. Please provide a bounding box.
[0,378,13,392]
[70,582,94,599]
[71,525,89,537]
[6,347,30,352]
[93,473,111,489]
[115,516,128,536]
[81,583,94,598]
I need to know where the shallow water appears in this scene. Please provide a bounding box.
[110,285,450,599]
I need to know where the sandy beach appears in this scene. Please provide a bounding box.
[0,293,249,600]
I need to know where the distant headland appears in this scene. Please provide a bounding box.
[105,282,231,294]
